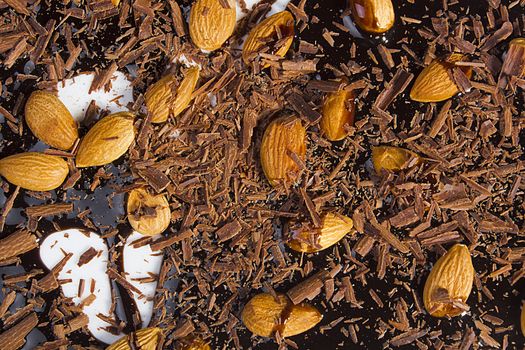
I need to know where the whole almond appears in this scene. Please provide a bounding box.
[260,116,306,187]
[372,146,420,173]
[189,0,236,51]
[127,188,171,236]
[25,90,78,150]
[0,152,68,191]
[423,244,474,317]
[177,337,211,350]
[410,53,472,102]
[242,293,322,338]
[349,0,395,34]
[107,327,163,350]
[242,11,295,66]
[320,88,355,141]
[288,212,354,253]
[145,67,200,123]
[76,112,135,168]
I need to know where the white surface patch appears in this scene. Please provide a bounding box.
[39,229,123,345]
[122,231,164,328]
[57,71,133,122]
[235,0,291,20]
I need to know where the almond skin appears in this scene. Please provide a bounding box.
[0,152,68,191]
[242,11,295,66]
[76,112,135,168]
[260,116,306,188]
[288,212,354,253]
[320,88,355,141]
[177,337,211,350]
[349,0,395,34]
[242,293,322,338]
[25,90,78,150]
[423,244,474,317]
[521,302,525,337]
[410,53,472,102]
[145,67,200,123]
[127,188,171,236]
[189,0,236,51]
[107,327,163,350]
[372,146,420,173]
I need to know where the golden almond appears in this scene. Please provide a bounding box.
[127,188,171,236]
[242,11,295,66]
[320,88,355,141]
[410,53,472,102]
[499,38,525,88]
[111,0,120,5]
[76,112,135,168]
[241,293,322,338]
[25,90,78,150]
[260,116,306,188]
[287,212,354,253]
[145,66,200,124]
[521,301,525,337]
[189,0,236,51]
[177,337,211,350]
[349,0,395,34]
[372,146,420,173]
[0,152,68,191]
[107,327,163,350]
[423,244,474,318]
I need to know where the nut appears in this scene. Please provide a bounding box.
[127,188,171,236]
[423,244,474,317]
[145,66,200,123]
[76,112,135,168]
[260,116,306,188]
[0,152,68,191]
[320,87,355,141]
[287,212,354,253]
[189,0,236,51]
[499,38,525,89]
[349,0,395,34]
[521,302,525,337]
[107,327,163,350]
[371,146,420,173]
[177,337,211,350]
[242,11,295,66]
[410,53,472,102]
[25,90,78,150]
[241,293,322,338]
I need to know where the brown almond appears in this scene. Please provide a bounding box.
[521,301,525,337]
[349,0,395,34]
[0,152,68,191]
[25,90,78,150]
[242,11,295,66]
[189,0,236,51]
[177,337,211,350]
[288,212,354,253]
[145,66,200,124]
[76,112,135,168]
[371,146,420,173]
[320,88,355,141]
[260,116,306,188]
[241,293,322,338]
[423,244,474,317]
[127,188,171,236]
[410,53,472,102]
[107,327,163,350]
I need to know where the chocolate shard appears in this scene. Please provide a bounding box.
[216,220,242,243]
[0,312,39,350]
[0,230,38,263]
[373,68,413,111]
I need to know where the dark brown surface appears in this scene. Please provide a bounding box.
[0,0,524,349]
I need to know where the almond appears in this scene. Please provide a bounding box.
[242,11,295,66]
[320,88,355,141]
[145,66,200,123]
[76,112,135,168]
[107,327,163,350]
[372,146,420,173]
[189,0,236,51]
[349,0,395,34]
[260,116,306,188]
[423,244,474,317]
[25,90,78,150]
[127,188,171,236]
[287,212,354,253]
[410,53,472,102]
[177,337,211,350]
[521,302,525,337]
[241,293,322,338]
[0,152,68,191]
